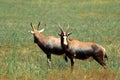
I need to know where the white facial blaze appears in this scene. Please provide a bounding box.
[63,36,68,46]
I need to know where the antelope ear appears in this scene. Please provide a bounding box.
[39,28,44,33]
[68,32,72,36]
[28,30,34,34]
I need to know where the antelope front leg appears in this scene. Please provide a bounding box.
[62,54,68,68]
[63,54,68,63]
[70,58,74,72]
[47,54,51,69]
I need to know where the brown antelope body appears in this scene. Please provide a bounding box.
[58,27,108,71]
[29,22,68,68]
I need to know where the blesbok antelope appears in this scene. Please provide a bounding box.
[58,26,108,71]
[28,22,68,68]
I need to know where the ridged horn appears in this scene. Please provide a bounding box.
[58,24,64,33]
[37,22,41,29]
[30,22,35,30]
[66,24,70,33]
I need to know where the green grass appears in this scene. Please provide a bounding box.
[0,0,120,80]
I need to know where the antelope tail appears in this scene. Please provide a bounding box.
[104,54,108,61]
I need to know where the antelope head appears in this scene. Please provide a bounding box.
[28,22,45,43]
[28,22,44,34]
[58,24,72,49]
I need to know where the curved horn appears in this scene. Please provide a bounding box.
[66,24,70,33]
[30,22,35,30]
[58,24,64,33]
[37,22,41,29]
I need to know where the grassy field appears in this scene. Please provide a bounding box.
[0,0,120,80]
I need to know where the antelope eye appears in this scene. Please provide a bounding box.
[61,33,64,36]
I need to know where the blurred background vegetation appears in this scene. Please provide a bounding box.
[0,0,120,80]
